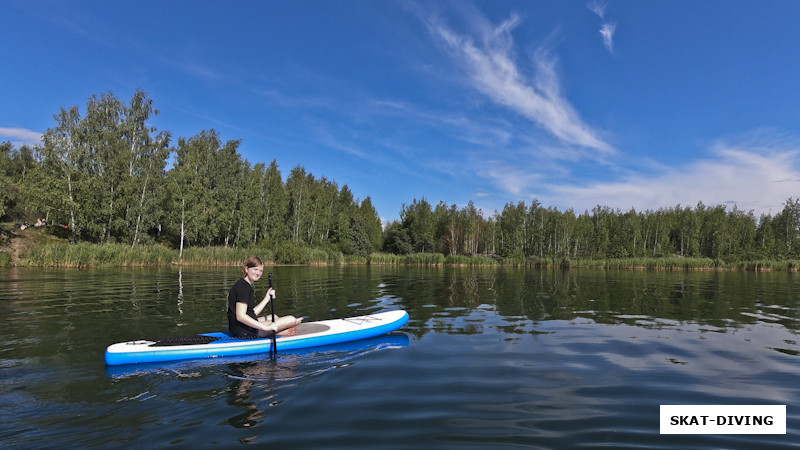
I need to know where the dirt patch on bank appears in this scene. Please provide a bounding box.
[1,227,26,265]
[1,225,68,265]
[9,231,27,264]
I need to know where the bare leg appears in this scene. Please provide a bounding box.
[257,315,304,337]
[275,315,304,336]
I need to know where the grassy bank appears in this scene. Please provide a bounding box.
[364,253,800,271]
[7,243,800,271]
[1,224,342,268]
[2,224,799,270]
[16,241,348,268]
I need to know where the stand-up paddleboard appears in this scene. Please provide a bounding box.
[105,310,409,366]
[106,333,410,378]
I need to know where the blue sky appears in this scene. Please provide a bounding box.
[3,1,800,223]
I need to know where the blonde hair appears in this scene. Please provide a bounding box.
[241,256,264,276]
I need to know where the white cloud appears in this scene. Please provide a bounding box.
[587,1,607,19]
[401,4,795,223]
[550,140,800,217]
[425,11,614,154]
[0,127,43,147]
[588,2,616,54]
[484,162,546,197]
[599,22,616,53]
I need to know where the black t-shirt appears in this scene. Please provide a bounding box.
[227,278,259,337]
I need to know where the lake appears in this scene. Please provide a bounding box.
[1,266,798,448]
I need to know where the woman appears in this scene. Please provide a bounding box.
[227,256,303,338]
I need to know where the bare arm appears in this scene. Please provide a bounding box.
[252,287,275,316]
[235,302,273,333]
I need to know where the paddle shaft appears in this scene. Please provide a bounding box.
[268,272,277,358]
[268,273,276,322]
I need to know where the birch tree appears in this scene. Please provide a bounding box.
[41,106,85,242]
[123,90,171,247]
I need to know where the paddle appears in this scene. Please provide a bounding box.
[268,272,277,359]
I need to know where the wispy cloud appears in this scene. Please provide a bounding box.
[550,134,800,216]
[587,1,606,19]
[12,2,96,42]
[423,10,614,154]
[486,163,546,197]
[369,99,514,148]
[588,2,616,54]
[599,23,616,53]
[0,127,43,147]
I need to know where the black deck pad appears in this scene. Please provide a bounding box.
[148,323,331,346]
[151,335,221,347]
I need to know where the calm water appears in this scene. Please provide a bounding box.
[1,266,798,448]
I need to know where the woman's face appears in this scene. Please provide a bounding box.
[244,265,264,284]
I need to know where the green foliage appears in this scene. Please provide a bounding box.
[322,245,345,265]
[9,90,800,270]
[180,246,252,266]
[35,91,171,245]
[22,242,177,267]
[21,242,280,268]
[274,241,330,265]
[13,90,380,260]
[0,251,11,267]
[400,198,436,253]
[0,142,16,220]
[403,252,445,265]
[498,256,527,267]
[733,260,800,271]
[248,160,288,247]
[382,221,413,254]
[370,252,444,265]
[344,254,368,265]
[368,252,404,265]
[383,196,800,268]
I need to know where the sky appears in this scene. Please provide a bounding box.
[3,0,800,223]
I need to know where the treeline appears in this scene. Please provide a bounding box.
[1,90,382,258]
[3,89,800,266]
[384,197,800,263]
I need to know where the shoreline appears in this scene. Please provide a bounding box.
[3,245,797,272]
[3,226,798,271]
